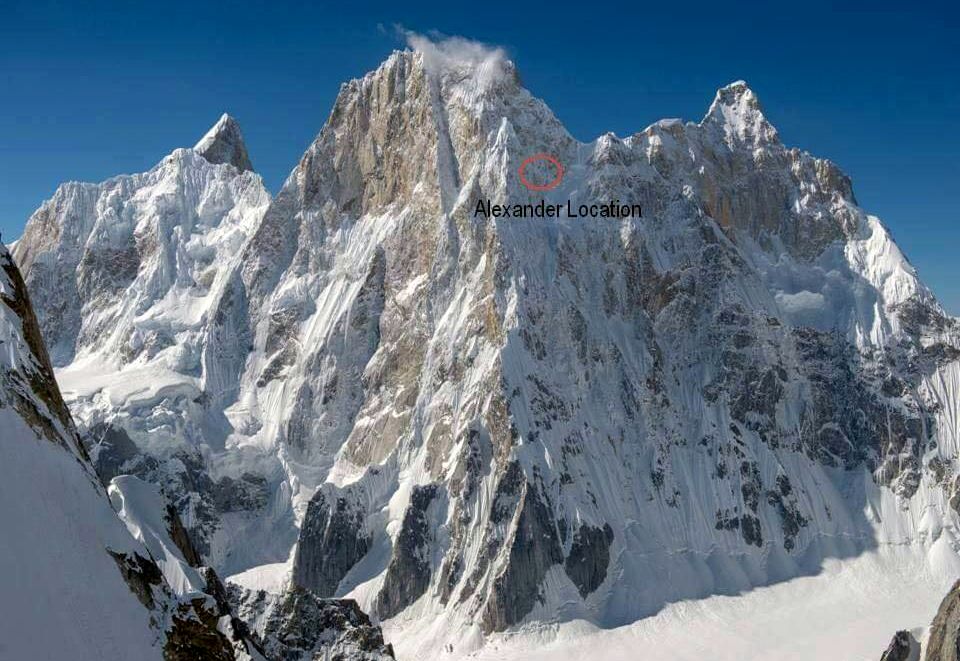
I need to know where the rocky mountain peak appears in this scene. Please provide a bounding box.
[702,79,779,147]
[403,33,518,90]
[193,113,254,172]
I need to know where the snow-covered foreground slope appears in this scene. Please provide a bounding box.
[13,35,960,659]
[0,419,163,660]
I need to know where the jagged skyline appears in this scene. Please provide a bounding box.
[3,1,958,311]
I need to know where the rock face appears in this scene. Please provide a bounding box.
[13,38,960,653]
[375,484,440,618]
[1,243,78,447]
[230,585,394,661]
[293,484,373,598]
[924,581,960,660]
[565,523,614,598]
[195,113,255,172]
[879,630,920,661]
[261,589,394,661]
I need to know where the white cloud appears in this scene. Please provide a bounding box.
[396,27,512,88]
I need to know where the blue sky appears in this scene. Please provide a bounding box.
[2,1,958,310]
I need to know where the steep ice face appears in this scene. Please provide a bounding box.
[14,43,960,656]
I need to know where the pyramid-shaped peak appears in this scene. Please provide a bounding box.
[702,80,778,147]
[715,80,758,104]
[193,113,253,172]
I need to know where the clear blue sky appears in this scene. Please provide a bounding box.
[2,1,957,310]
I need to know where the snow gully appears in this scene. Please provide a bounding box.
[474,198,642,220]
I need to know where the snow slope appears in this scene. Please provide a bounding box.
[0,407,164,660]
[453,550,951,661]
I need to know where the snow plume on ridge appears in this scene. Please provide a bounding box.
[400,27,512,89]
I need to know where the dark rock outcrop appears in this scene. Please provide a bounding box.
[199,566,269,660]
[879,630,919,661]
[376,484,440,618]
[259,586,394,660]
[108,549,165,610]
[924,580,960,660]
[0,247,81,452]
[165,597,236,661]
[110,545,246,661]
[293,486,371,596]
[166,504,204,569]
[213,472,270,513]
[87,422,148,484]
[564,523,614,598]
[481,467,564,631]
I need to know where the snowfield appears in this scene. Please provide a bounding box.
[443,549,952,661]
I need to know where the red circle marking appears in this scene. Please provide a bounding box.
[518,154,564,192]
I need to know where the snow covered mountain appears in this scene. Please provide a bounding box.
[12,38,960,658]
[1,126,393,661]
[12,115,277,568]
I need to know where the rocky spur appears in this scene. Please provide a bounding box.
[474,198,642,219]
